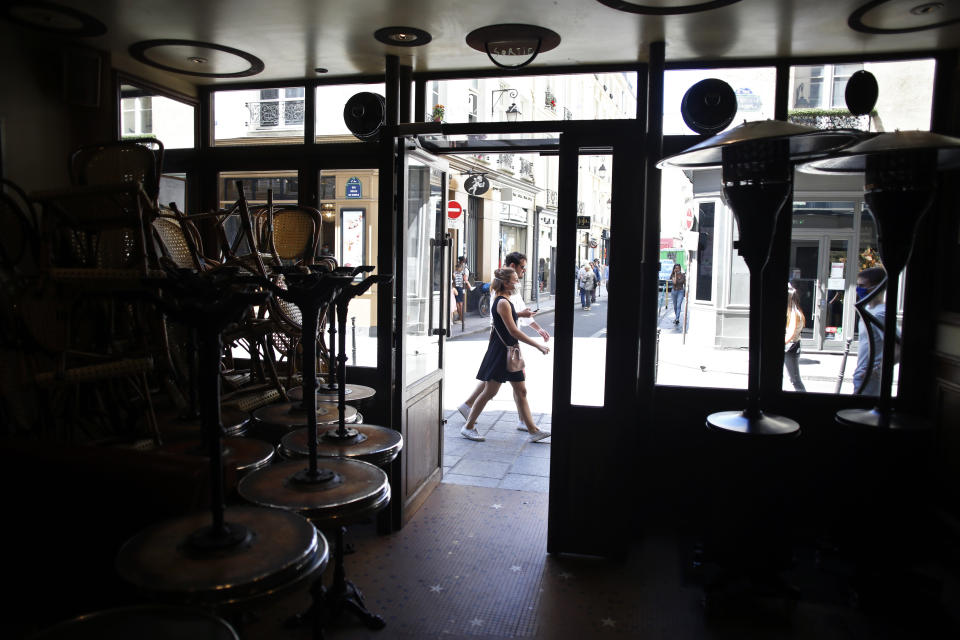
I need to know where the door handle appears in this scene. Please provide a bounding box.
[427,237,437,336]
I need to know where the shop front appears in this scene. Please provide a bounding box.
[686,169,886,352]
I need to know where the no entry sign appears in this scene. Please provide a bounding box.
[448,200,463,229]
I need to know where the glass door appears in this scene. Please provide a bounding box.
[789,233,853,351]
[397,148,450,525]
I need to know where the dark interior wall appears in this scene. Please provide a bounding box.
[0,21,114,191]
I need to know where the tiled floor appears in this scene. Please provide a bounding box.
[442,408,552,493]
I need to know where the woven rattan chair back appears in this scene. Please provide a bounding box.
[152,214,200,270]
[70,140,163,203]
[268,207,322,265]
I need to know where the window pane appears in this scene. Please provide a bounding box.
[788,59,934,131]
[159,173,186,211]
[218,171,299,209]
[664,67,776,135]
[433,72,637,124]
[317,170,379,367]
[570,154,610,407]
[214,86,306,145]
[695,202,715,302]
[119,83,195,149]
[315,83,387,143]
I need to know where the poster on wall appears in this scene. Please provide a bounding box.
[341,208,365,268]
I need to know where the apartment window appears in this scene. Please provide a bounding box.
[252,87,305,129]
[467,91,478,123]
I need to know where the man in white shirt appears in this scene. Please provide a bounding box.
[458,252,550,430]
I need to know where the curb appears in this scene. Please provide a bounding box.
[447,306,556,341]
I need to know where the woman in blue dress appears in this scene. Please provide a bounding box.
[460,267,551,443]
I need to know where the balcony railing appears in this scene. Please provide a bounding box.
[247,99,305,128]
[546,189,558,209]
[519,158,534,181]
[787,108,873,131]
[498,153,515,172]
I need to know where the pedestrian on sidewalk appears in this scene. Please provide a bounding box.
[578,262,596,310]
[669,263,686,325]
[459,252,551,434]
[784,282,807,392]
[460,267,551,443]
[853,266,895,396]
[452,256,471,323]
[592,259,602,304]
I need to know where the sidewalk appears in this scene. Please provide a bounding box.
[447,291,557,340]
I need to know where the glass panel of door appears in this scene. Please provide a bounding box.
[569,153,611,407]
[789,234,852,350]
[404,157,446,386]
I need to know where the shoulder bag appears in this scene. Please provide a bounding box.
[492,300,525,372]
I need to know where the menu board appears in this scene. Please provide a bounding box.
[341,209,364,267]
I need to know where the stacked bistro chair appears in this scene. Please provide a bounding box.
[2,176,161,444]
[0,179,44,435]
[19,139,176,445]
[153,201,285,427]
[252,195,337,388]
[197,183,334,391]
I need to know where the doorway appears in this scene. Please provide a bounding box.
[789,233,854,351]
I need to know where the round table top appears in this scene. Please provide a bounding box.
[158,436,275,474]
[287,383,377,403]
[115,506,327,606]
[252,401,357,429]
[280,424,402,468]
[32,605,239,640]
[238,458,390,526]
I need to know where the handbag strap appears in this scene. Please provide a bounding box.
[490,298,515,349]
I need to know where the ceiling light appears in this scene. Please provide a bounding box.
[373,26,432,47]
[910,2,942,16]
[466,24,561,69]
[188,56,207,64]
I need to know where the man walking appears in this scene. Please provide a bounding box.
[458,252,551,431]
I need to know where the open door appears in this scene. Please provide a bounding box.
[396,146,451,525]
[547,131,644,558]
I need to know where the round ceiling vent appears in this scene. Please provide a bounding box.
[129,39,264,78]
[2,1,106,37]
[849,0,960,34]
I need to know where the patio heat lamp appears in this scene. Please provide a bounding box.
[660,79,858,436]
[803,130,960,429]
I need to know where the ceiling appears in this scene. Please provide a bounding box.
[5,0,960,86]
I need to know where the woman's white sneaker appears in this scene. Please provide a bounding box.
[460,426,485,441]
[528,430,551,443]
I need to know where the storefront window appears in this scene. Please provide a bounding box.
[695,202,715,302]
